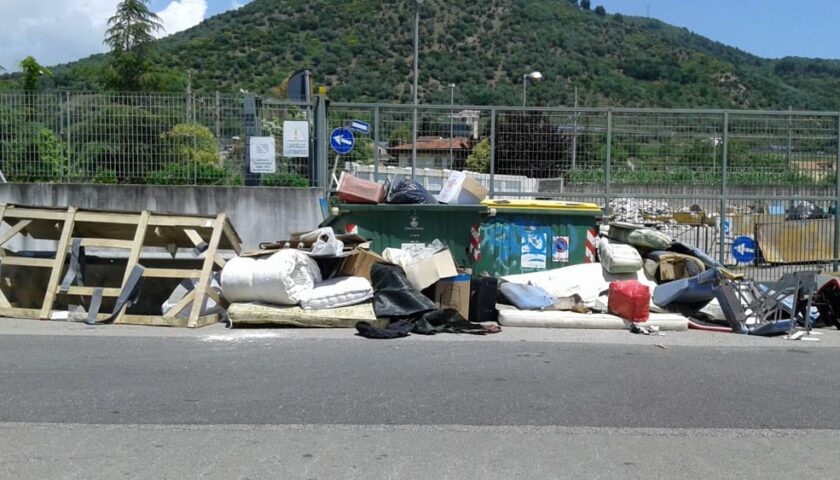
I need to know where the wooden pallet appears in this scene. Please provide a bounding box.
[0,204,241,328]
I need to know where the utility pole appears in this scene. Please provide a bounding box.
[411,0,423,176]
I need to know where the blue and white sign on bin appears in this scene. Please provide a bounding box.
[732,236,756,263]
[330,127,355,154]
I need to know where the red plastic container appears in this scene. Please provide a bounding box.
[608,280,650,323]
[337,172,386,204]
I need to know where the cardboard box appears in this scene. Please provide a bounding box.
[434,273,471,319]
[337,172,386,204]
[436,171,488,205]
[339,248,388,281]
[405,248,458,291]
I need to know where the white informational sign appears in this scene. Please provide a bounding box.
[249,136,276,173]
[283,120,310,158]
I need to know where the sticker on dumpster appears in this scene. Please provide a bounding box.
[732,236,756,263]
[553,236,569,263]
[521,227,547,270]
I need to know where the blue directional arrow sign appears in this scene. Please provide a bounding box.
[732,236,756,263]
[349,120,370,134]
[330,127,355,154]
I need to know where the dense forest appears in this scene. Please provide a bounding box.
[3,0,840,109]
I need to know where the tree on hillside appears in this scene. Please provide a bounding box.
[104,0,163,91]
[19,56,52,92]
[567,0,578,5]
[594,6,606,16]
[495,112,573,178]
[581,0,591,10]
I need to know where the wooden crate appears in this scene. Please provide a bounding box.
[0,204,241,328]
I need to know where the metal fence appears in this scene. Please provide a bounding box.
[0,91,312,186]
[329,103,840,279]
[3,91,840,278]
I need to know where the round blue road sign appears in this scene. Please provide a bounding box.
[330,127,355,154]
[732,236,756,263]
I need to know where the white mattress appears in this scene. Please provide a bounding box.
[497,306,688,331]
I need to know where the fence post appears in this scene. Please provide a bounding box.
[834,114,840,272]
[411,105,418,180]
[604,110,612,219]
[63,90,70,182]
[719,111,730,266]
[373,105,380,182]
[489,108,496,198]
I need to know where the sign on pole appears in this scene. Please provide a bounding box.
[732,236,756,263]
[249,136,276,173]
[330,127,355,154]
[349,120,370,134]
[283,120,309,158]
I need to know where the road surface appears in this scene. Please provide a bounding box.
[1,320,838,479]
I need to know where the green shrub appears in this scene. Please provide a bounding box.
[260,172,310,187]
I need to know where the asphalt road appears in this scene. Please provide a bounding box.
[1,323,839,479]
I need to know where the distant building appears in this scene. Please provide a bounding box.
[387,136,472,169]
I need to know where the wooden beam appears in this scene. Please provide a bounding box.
[143,268,202,279]
[114,210,150,324]
[188,214,225,328]
[0,307,42,320]
[61,286,122,297]
[162,289,196,320]
[184,229,204,247]
[0,257,55,268]
[1,207,67,221]
[0,221,31,249]
[73,211,141,225]
[148,216,215,228]
[39,207,77,319]
[78,238,135,249]
[222,220,242,255]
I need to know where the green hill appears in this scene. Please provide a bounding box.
[7,0,840,109]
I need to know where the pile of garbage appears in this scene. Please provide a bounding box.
[337,170,487,206]
[197,172,839,340]
[608,198,673,224]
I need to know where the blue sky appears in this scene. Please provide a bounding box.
[1,0,837,73]
[597,0,839,59]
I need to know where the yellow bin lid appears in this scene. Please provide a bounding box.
[481,199,601,213]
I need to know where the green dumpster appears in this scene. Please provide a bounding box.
[476,200,601,276]
[322,204,490,267]
[322,200,601,277]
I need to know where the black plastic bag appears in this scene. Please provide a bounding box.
[787,201,828,221]
[385,178,438,205]
[370,263,438,319]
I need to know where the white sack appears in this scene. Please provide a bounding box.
[221,250,322,305]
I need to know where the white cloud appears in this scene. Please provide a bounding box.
[0,0,119,71]
[229,0,245,9]
[155,0,208,38]
[0,0,212,73]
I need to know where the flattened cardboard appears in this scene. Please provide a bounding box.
[339,248,388,282]
[434,273,471,319]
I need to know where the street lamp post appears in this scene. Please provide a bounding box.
[411,0,423,176]
[522,71,543,107]
[448,83,455,169]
